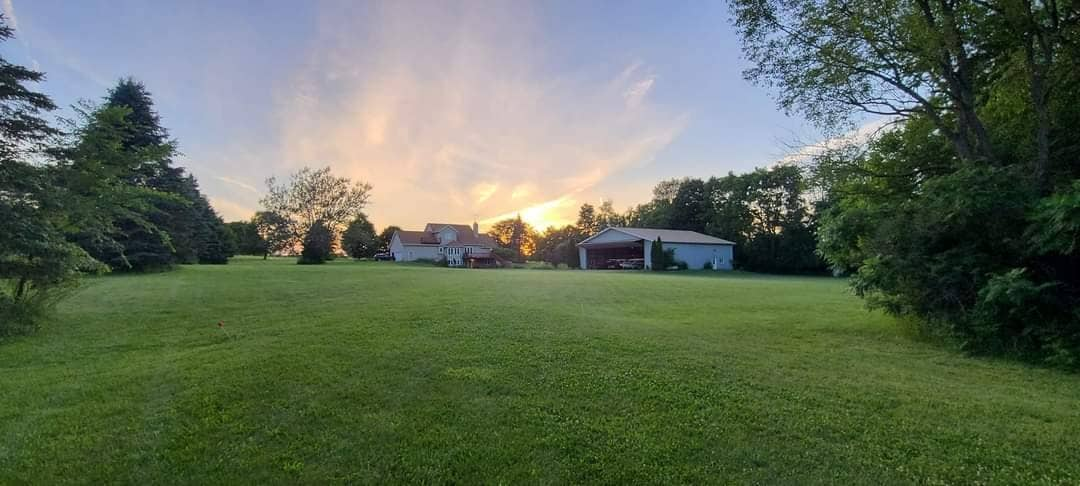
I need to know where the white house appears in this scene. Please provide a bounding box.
[389,223,500,266]
[577,227,735,270]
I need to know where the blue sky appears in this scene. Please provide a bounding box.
[5,0,824,230]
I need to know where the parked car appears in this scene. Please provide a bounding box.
[619,259,645,270]
[373,252,394,261]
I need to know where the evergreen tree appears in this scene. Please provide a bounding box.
[298,220,332,264]
[98,78,229,268]
[651,237,665,271]
[0,14,94,332]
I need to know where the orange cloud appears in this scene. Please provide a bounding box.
[274,2,686,230]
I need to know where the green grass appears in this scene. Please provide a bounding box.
[2,257,1078,484]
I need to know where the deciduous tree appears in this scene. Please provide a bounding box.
[261,166,372,249]
[342,213,379,259]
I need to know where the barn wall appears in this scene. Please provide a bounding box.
[666,243,735,270]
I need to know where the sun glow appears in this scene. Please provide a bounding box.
[481,196,576,231]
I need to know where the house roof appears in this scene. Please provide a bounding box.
[395,230,441,245]
[578,227,736,246]
[425,223,474,234]
[395,224,499,247]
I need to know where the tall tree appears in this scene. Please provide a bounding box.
[91,78,231,268]
[670,178,709,232]
[487,215,537,261]
[261,166,372,249]
[341,213,379,259]
[576,203,599,236]
[735,0,1080,364]
[0,17,128,331]
[596,199,626,229]
[253,211,293,258]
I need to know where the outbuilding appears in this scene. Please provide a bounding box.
[577,227,735,270]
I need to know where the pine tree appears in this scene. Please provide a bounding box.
[99,78,230,268]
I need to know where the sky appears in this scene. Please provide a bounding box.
[4,0,829,231]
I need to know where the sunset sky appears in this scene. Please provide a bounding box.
[5,0,826,231]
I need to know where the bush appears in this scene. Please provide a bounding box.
[704,261,713,270]
[675,261,688,270]
[298,221,332,264]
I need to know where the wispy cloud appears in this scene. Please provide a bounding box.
[274,1,686,230]
[214,175,259,193]
[2,0,17,31]
[775,118,895,166]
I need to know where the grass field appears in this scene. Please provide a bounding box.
[2,258,1079,484]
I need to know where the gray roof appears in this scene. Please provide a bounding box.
[581,227,735,246]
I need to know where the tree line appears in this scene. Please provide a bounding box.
[733,0,1080,367]
[486,165,825,274]
[0,17,235,333]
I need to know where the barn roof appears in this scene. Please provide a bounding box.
[578,227,735,246]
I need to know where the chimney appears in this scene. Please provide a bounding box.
[472,221,479,237]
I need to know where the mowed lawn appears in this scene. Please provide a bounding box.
[2,259,1079,484]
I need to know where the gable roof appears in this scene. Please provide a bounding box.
[424,223,473,234]
[578,227,735,246]
[394,224,499,247]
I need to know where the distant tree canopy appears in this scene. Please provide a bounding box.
[260,166,372,251]
[621,167,826,274]
[733,0,1080,365]
[341,213,379,259]
[253,211,293,258]
[377,225,401,251]
[226,221,266,256]
[487,215,537,261]
[534,225,583,268]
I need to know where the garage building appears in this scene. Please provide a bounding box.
[577,227,735,270]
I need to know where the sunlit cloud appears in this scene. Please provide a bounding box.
[471,182,498,204]
[274,1,686,230]
[209,196,255,222]
[510,183,534,200]
[481,195,578,230]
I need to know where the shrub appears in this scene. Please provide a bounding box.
[298,220,332,264]
[675,261,688,270]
